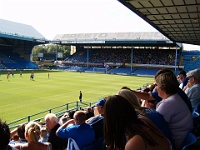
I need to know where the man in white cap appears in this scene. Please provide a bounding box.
[185,68,200,108]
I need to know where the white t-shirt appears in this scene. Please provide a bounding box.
[156,93,193,150]
[185,84,200,108]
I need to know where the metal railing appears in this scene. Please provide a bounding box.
[8,101,95,130]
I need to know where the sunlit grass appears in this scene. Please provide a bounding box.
[0,70,154,122]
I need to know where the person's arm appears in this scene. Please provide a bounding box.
[125,135,146,150]
[132,90,155,100]
[56,119,75,136]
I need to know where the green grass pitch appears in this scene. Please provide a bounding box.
[0,70,154,123]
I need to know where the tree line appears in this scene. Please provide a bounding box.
[32,44,71,61]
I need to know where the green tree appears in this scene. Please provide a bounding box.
[32,44,71,61]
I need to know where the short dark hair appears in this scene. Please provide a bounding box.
[178,70,186,76]
[17,124,26,139]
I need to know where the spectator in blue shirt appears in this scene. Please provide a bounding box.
[56,110,95,150]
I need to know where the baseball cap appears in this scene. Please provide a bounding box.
[96,98,106,107]
[187,68,200,82]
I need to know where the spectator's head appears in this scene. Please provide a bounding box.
[25,122,41,142]
[155,69,179,98]
[85,107,94,120]
[60,116,68,125]
[0,120,10,150]
[45,113,59,131]
[178,70,187,82]
[104,95,139,150]
[187,68,200,86]
[117,89,141,110]
[12,134,19,142]
[68,111,76,119]
[73,110,87,125]
[120,86,132,90]
[40,127,48,138]
[95,98,106,114]
[17,124,26,140]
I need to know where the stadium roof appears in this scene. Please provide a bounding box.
[0,19,46,43]
[118,0,200,46]
[53,32,179,47]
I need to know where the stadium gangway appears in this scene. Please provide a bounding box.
[8,101,95,130]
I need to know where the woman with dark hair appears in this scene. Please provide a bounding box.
[117,88,174,148]
[0,120,18,150]
[104,95,171,150]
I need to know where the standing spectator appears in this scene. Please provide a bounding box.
[79,91,82,102]
[45,113,67,150]
[104,95,171,150]
[185,68,200,108]
[155,69,193,150]
[56,110,95,150]
[0,120,18,150]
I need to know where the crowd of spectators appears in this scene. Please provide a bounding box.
[67,48,176,65]
[1,68,200,150]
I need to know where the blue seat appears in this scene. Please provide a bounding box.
[192,102,200,117]
[192,102,200,137]
[182,132,197,150]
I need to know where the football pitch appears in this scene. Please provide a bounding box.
[0,70,154,123]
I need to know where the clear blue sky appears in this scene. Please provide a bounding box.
[0,0,199,50]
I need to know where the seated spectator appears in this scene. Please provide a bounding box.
[87,98,106,140]
[155,69,193,149]
[60,116,68,125]
[59,112,71,125]
[117,88,174,148]
[10,135,19,145]
[185,68,200,108]
[68,111,76,120]
[10,123,28,148]
[177,70,188,89]
[132,84,193,113]
[104,95,171,150]
[39,127,48,143]
[15,121,52,150]
[56,110,95,150]
[45,113,68,150]
[85,107,94,120]
[0,120,18,150]
[140,83,158,109]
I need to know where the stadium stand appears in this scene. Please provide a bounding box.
[133,68,160,76]
[0,19,47,70]
[181,51,200,72]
